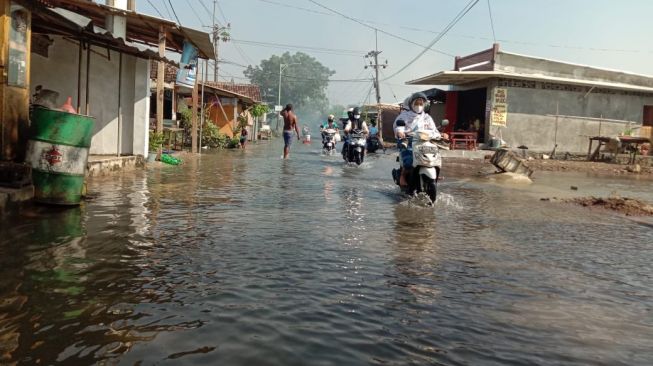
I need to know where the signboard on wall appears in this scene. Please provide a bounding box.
[176,41,199,87]
[491,88,508,127]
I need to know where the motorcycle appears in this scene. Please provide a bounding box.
[321,128,337,155]
[366,134,383,153]
[343,129,367,165]
[391,120,449,204]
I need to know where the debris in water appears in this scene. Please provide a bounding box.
[565,196,653,216]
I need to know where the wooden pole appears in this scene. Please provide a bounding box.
[156,25,166,134]
[85,45,91,115]
[191,66,199,153]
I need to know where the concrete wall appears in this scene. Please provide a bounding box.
[495,52,653,87]
[487,81,653,153]
[31,36,149,156]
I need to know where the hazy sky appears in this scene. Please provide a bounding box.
[138,0,653,106]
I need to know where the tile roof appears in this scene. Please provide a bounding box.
[150,60,179,84]
[203,82,262,103]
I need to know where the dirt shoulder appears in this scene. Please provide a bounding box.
[525,159,653,176]
[560,197,653,216]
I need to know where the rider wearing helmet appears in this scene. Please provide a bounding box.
[393,92,439,140]
[342,107,369,157]
[320,114,339,143]
[393,92,440,187]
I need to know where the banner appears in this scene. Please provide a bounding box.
[491,88,508,127]
[176,41,199,87]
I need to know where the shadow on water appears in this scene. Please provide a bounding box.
[1,140,652,365]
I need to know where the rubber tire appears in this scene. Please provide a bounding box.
[421,174,437,204]
[354,151,362,165]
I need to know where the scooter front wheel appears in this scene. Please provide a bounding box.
[421,174,437,204]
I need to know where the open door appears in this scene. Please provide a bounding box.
[643,105,653,126]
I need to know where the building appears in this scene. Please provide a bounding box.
[0,0,214,164]
[408,44,653,153]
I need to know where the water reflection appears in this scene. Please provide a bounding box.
[0,142,652,365]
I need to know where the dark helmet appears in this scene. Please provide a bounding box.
[352,107,361,117]
[347,107,354,119]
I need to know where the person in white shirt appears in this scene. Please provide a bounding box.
[393,92,440,186]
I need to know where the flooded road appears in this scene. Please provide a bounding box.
[1,140,652,365]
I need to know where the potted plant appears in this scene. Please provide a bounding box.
[148,131,165,162]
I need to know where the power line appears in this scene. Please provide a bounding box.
[186,0,207,27]
[231,39,366,57]
[145,0,165,18]
[221,59,372,83]
[215,0,230,24]
[487,0,497,43]
[307,0,454,58]
[160,0,174,20]
[166,0,182,26]
[382,0,480,81]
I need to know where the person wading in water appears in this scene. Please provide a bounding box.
[280,104,300,159]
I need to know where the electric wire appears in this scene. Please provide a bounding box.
[487,0,497,43]
[160,0,174,20]
[381,0,480,81]
[186,0,207,27]
[307,0,454,58]
[145,0,165,18]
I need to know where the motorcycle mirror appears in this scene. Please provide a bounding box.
[396,119,406,127]
[441,119,449,127]
[424,102,431,114]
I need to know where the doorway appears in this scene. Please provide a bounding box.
[644,105,653,126]
[455,88,487,142]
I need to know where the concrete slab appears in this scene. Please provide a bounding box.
[0,185,34,215]
[87,155,145,177]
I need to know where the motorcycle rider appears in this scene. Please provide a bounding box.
[320,114,339,144]
[393,92,440,187]
[342,107,369,158]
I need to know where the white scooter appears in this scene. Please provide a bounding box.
[321,128,337,155]
[392,120,449,204]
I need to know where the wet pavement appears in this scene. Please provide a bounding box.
[1,140,652,365]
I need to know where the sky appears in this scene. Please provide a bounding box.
[136,0,653,107]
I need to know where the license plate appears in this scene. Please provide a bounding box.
[418,146,439,154]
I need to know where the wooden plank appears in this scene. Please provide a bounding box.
[156,25,165,133]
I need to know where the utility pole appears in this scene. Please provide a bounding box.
[209,0,230,81]
[364,30,388,137]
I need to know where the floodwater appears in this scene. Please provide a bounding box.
[1,140,652,365]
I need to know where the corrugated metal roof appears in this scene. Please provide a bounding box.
[32,6,176,63]
[407,71,653,93]
[41,0,215,59]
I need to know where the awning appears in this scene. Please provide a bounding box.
[407,71,653,93]
[32,7,177,63]
[40,0,215,59]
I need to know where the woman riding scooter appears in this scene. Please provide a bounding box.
[393,92,441,187]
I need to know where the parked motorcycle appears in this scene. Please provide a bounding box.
[343,129,367,165]
[391,120,449,204]
[322,128,337,155]
[367,134,383,153]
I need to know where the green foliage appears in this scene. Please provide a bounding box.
[228,137,241,148]
[179,107,193,129]
[148,131,165,151]
[250,103,268,118]
[243,52,334,113]
[201,121,230,148]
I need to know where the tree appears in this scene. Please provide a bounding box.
[243,52,335,123]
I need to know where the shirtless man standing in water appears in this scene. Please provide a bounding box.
[280,104,300,159]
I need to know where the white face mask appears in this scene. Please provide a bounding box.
[354,114,361,119]
[413,105,424,114]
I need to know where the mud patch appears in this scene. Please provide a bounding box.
[563,196,653,216]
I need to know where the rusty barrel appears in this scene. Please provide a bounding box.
[26,107,94,205]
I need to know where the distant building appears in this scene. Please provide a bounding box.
[408,44,653,153]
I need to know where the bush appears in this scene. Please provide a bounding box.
[149,131,165,151]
